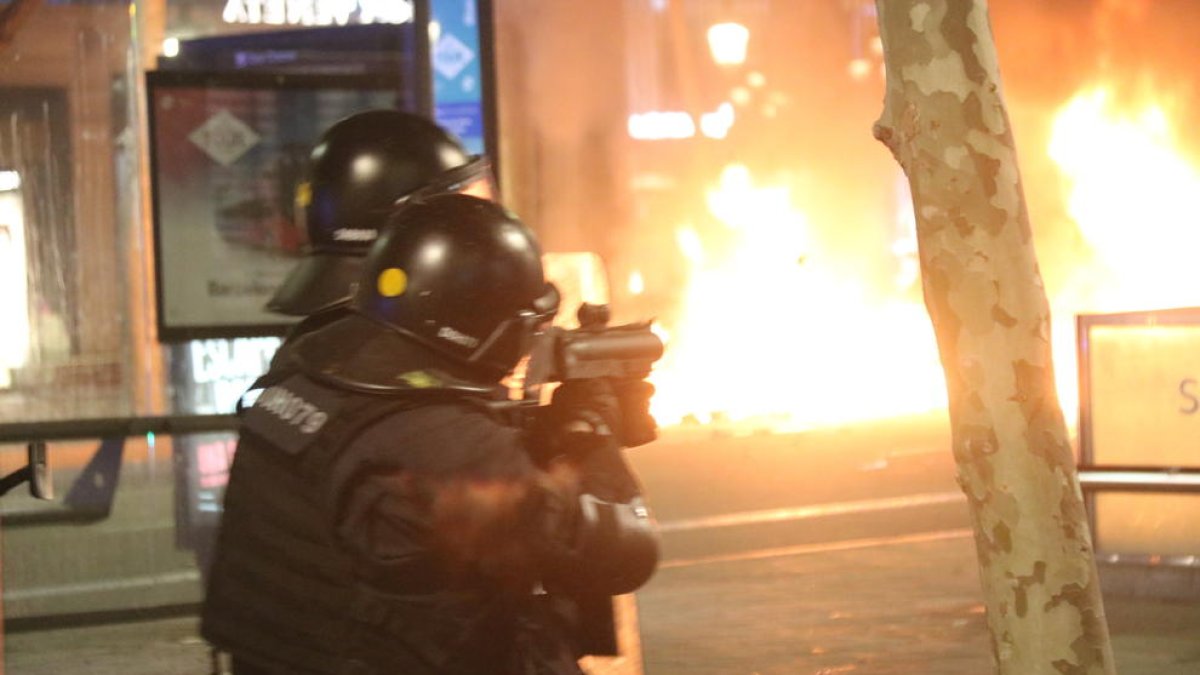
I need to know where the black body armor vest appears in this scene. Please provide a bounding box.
[200,371,582,675]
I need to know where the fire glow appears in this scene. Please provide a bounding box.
[648,164,947,430]
[1049,87,1200,306]
[645,84,1200,432]
[1047,85,1200,417]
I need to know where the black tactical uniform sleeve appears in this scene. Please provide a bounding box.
[329,401,562,591]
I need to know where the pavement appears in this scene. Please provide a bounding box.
[6,528,1200,674]
[637,530,1200,674]
[5,414,1200,673]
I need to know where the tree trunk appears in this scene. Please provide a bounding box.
[872,2,1116,673]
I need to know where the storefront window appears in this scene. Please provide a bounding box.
[1,1,143,423]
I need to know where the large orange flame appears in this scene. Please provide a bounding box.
[1049,87,1200,306]
[1047,85,1200,417]
[649,164,946,430]
[646,84,1200,432]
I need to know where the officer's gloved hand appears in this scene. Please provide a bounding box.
[541,379,639,502]
[544,379,622,449]
[547,378,658,449]
[612,379,657,448]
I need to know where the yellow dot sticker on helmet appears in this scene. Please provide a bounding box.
[377,268,408,297]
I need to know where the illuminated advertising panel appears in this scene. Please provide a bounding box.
[146,70,401,340]
[1078,307,1200,558]
[171,336,280,562]
[1079,308,1200,469]
[0,171,29,377]
[1087,323,1200,467]
[430,0,492,157]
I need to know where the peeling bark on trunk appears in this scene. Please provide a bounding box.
[872,2,1116,673]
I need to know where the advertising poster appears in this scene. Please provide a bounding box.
[147,71,401,340]
[431,0,488,155]
[169,336,280,572]
[1078,307,1200,558]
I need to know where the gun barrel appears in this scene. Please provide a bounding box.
[559,328,663,380]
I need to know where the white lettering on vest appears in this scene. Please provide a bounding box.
[256,385,330,434]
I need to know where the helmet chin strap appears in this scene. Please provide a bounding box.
[465,315,533,380]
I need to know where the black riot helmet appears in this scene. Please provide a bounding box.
[267,109,497,316]
[293,194,560,393]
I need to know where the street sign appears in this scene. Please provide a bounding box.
[1077,307,1200,559]
[1086,322,1200,467]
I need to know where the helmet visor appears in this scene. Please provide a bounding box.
[402,155,498,205]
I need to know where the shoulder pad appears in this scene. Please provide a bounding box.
[242,375,348,456]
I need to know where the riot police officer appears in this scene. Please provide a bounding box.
[248,109,497,397]
[196,110,492,589]
[202,194,659,674]
[267,108,496,321]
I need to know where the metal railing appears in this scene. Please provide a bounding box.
[0,414,239,445]
[1078,466,1200,494]
[0,414,239,523]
